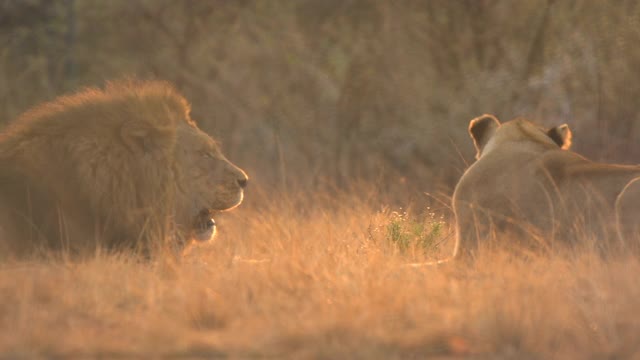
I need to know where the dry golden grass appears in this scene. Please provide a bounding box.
[1,188,640,359]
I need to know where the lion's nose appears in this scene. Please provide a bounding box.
[237,176,248,188]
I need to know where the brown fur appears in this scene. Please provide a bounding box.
[0,80,248,258]
[452,115,640,259]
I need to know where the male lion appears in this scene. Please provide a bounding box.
[0,80,248,258]
[452,114,640,259]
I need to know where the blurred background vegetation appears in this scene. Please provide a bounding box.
[2,0,640,197]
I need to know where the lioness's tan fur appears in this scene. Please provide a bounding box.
[0,80,248,257]
[452,114,640,258]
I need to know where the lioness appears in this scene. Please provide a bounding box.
[452,114,640,258]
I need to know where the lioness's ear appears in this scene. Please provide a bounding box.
[469,114,500,159]
[547,124,572,150]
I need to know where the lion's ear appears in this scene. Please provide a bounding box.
[120,122,175,154]
[547,124,572,150]
[469,114,500,159]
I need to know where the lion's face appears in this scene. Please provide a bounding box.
[173,121,248,242]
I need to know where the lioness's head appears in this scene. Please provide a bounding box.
[469,114,572,159]
[174,121,248,242]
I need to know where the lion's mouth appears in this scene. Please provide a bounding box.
[192,209,216,242]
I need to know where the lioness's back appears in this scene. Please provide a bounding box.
[452,114,640,259]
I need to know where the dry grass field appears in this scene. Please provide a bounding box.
[2,186,640,359]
